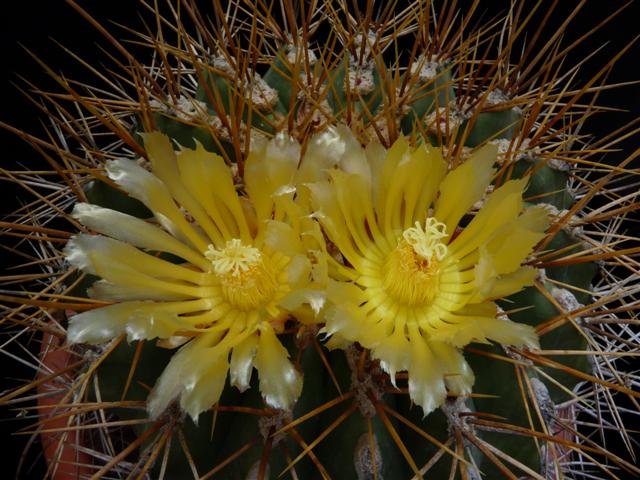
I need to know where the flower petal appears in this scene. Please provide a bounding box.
[72,203,208,270]
[407,325,447,415]
[431,308,539,349]
[447,177,528,260]
[434,144,497,235]
[429,341,474,395]
[296,126,345,184]
[478,206,549,276]
[254,324,302,410]
[88,280,189,302]
[278,288,326,316]
[264,220,304,256]
[106,157,208,252]
[67,300,205,343]
[180,353,229,421]
[147,331,226,420]
[176,140,252,243]
[473,266,538,302]
[246,132,300,222]
[372,326,411,387]
[65,234,215,298]
[230,334,259,392]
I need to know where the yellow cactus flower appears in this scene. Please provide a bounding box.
[64,132,325,420]
[307,127,548,415]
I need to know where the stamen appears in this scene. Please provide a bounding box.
[205,239,279,311]
[205,239,262,276]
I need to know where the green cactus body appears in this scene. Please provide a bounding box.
[78,17,600,479]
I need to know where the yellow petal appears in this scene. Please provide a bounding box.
[72,203,208,270]
[229,334,259,392]
[296,126,346,184]
[180,352,229,421]
[448,177,529,260]
[67,300,209,343]
[434,144,497,236]
[176,141,251,243]
[374,136,410,240]
[263,220,304,257]
[88,280,189,302]
[329,169,387,256]
[254,323,302,409]
[67,302,137,343]
[382,144,447,233]
[371,326,411,387]
[431,310,539,349]
[473,266,538,302]
[481,206,549,275]
[147,330,225,420]
[336,125,372,185]
[429,341,474,395]
[308,181,366,269]
[65,235,216,298]
[279,288,326,316]
[407,324,447,415]
[106,157,209,252]
[245,132,300,224]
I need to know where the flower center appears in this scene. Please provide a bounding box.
[382,218,448,307]
[205,239,278,311]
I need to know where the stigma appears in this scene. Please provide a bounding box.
[382,218,448,307]
[402,218,448,264]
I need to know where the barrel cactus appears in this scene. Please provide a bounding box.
[1,1,638,479]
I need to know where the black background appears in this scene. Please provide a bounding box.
[1,1,638,478]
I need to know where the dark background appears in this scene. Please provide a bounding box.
[1,1,639,478]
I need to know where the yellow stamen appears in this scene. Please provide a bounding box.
[205,239,278,311]
[206,239,262,276]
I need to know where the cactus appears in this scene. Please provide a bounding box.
[1,2,639,479]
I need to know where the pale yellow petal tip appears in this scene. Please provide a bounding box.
[63,235,95,275]
[147,340,230,422]
[141,130,172,151]
[254,325,303,410]
[230,334,259,392]
[67,309,122,344]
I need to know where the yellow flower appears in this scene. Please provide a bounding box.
[307,127,547,414]
[64,132,324,420]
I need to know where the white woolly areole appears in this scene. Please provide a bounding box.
[485,88,511,106]
[354,433,383,480]
[410,54,441,81]
[285,42,317,65]
[258,410,293,446]
[149,95,209,121]
[551,287,584,312]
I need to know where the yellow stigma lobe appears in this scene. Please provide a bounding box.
[382,218,448,307]
[402,218,448,264]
